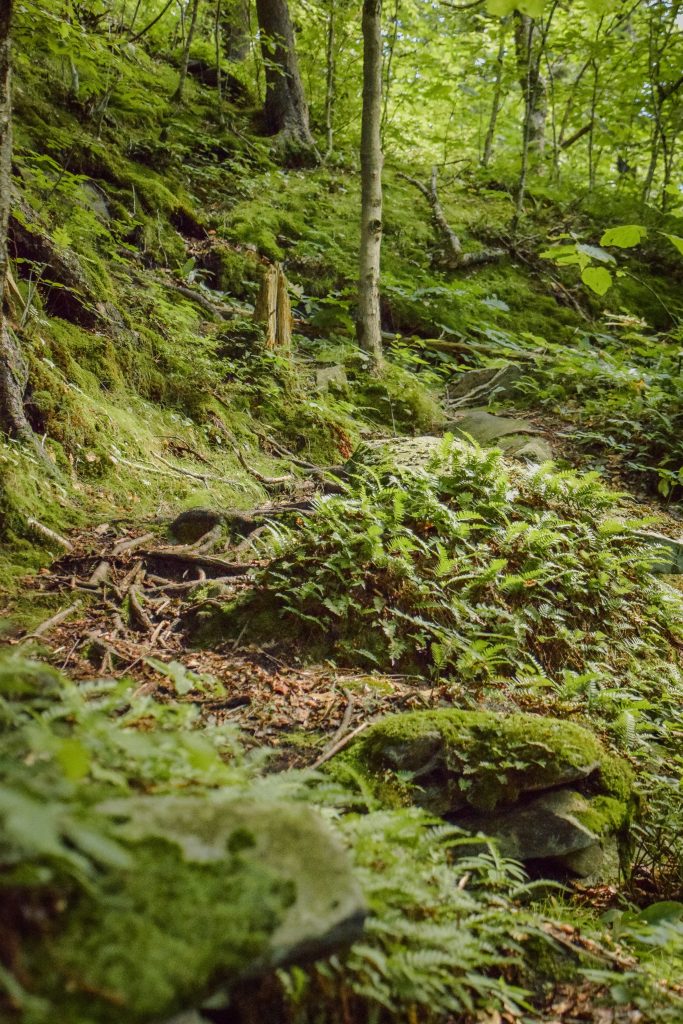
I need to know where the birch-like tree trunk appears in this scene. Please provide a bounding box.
[482,18,507,168]
[356,0,383,372]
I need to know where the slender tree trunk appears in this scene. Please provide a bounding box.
[323,3,335,161]
[380,0,400,145]
[482,18,507,168]
[587,62,599,189]
[172,0,201,103]
[223,0,250,61]
[514,13,547,155]
[356,0,383,372]
[254,0,318,162]
[0,0,34,444]
[214,0,225,125]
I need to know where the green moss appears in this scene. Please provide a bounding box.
[329,709,633,815]
[27,838,291,1023]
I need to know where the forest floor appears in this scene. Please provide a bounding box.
[6,403,683,1023]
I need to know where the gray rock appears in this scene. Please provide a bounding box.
[101,793,366,970]
[169,508,258,543]
[448,363,523,407]
[316,365,348,391]
[459,789,596,861]
[457,789,620,882]
[635,530,683,574]
[446,410,552,463]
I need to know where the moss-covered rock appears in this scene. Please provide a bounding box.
[20,796,366,1024]
[329,710,634,880]
[330,709,632,815]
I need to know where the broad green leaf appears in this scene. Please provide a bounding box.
[585,0,612,12]
[634,901,683,926]
[600,225,647,248]
[517,0,546,15]
[56,738,91,781]
[581,266,612,295]
[486,0,518,15]
[662,233,683,256]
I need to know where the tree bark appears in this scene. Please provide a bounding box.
[0,0,34,444]
[214,0,225,124]
[172,0,202,103]
[254,263,292,350]
[254,0,318,163]
[514,13,547,155]
[323,3,335,160]
[482,18,507,168]
[356,0,383,372]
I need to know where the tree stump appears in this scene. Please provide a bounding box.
[254,262,292,350]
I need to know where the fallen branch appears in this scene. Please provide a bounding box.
[399,167,506,270]
[139,548,255,576]
[112,532,156,557]
[19,602,80,642]
[27,517,72,552]
[234,446,293,486]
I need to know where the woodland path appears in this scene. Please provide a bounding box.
[10,405,683,764]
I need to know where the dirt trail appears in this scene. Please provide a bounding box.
[11,518,442,768]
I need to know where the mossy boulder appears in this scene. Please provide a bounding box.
[329,710,633,879]
[22,796,366,1023]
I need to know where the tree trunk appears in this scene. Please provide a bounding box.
[0,0,34,444]
[254,0,318,163]
[214,0,225,125]
[172,0,201,103]
[323,3,335,160]
[222,0,250,61]
[356,0,383,373]
[482,18,507,168]
[254,263,292,350]
[514,13,547,155]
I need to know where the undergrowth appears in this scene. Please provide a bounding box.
[224,437,683,719]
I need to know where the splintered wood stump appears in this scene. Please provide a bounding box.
[254,262,292,350]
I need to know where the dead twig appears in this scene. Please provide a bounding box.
[128,586,154,633]
[310,719,372,769]
[26,518,72,552]
[19,602,80,642]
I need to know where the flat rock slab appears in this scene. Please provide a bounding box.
[446,410,553,462]
[635,530,683,574]
[457,789,621,882]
